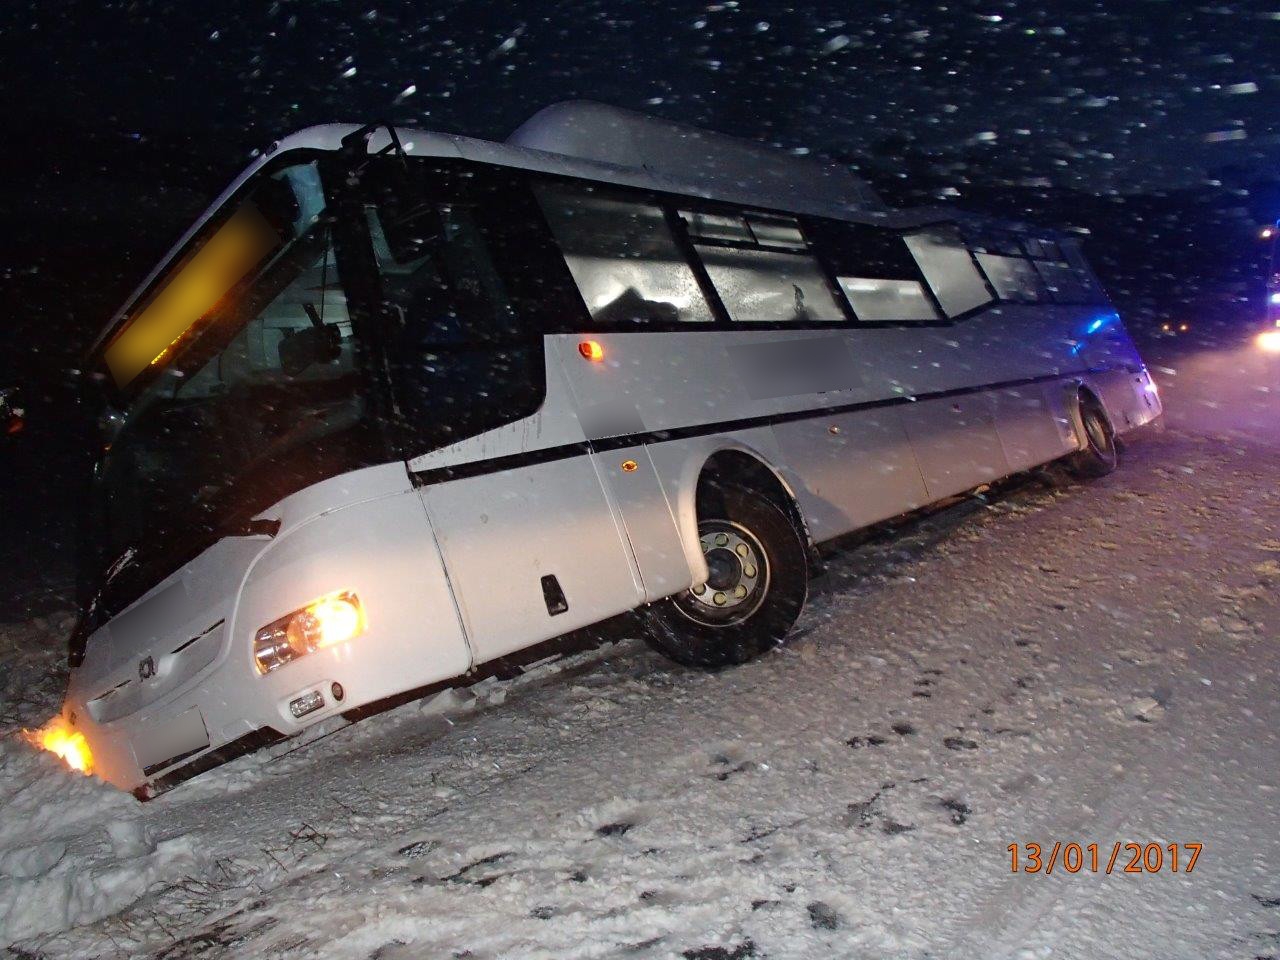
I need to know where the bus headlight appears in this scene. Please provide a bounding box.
[254,591,366,675]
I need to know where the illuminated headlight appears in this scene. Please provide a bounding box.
[1258,329,1280,354]
[254,591,366,675]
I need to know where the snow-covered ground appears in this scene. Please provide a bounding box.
[2,340,1279,959]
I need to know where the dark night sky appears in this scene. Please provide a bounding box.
[4,0,1278,192]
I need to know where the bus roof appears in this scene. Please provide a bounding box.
[506,101,885,212]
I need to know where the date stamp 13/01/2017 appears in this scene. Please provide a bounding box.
[1008,842,1202,875]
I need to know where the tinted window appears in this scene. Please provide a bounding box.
[805,218,941,322]
[369,204,521,343]
[1033,259,1089,302]
[745,215,807,249]
[682,211,753,244]
[974,252,1049,302]
[536,183,715,325]
[966,225,1101,305]
[1060,242,1109,303]
[683,209,845,323]
[98,165,372,565]
[367,161,551,451]
[697,245,845,323]
[904,226,993,317]
[836,276,941,321]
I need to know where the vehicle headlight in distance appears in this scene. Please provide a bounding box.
[254,590,366,675]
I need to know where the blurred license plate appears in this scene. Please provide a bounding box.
[136,707,210,776]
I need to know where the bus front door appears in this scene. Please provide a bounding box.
[415,361,646,666]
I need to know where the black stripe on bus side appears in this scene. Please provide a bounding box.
[409,368,1105,487]
[410,441,595,486]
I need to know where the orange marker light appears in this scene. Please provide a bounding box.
[578,340,605,362]
[621,459,639,473]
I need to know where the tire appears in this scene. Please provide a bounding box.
[642,484,809,668]
[1066,391,1119,478]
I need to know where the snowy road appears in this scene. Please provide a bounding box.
[3,342,1280,959]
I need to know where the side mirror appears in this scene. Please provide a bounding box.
[278,325,342,377]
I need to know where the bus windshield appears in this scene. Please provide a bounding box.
[90,160,374,602]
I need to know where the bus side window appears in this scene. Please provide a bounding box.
[534,182,715,325]
[680,210,846,323]
[804,219,941,322]
[1058,241,1109,303]
[366,178,545,451]
[974,251,1049,303]
[370,204,521,344]
[1032,259,1089,303]
[903,226,993,318]
[968,229,1093,304]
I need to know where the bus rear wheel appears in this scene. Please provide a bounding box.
[1066,392,1119,478]
[642,485,808,668]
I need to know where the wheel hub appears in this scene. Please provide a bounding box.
[686,522,766,620]
[704,548,740,590]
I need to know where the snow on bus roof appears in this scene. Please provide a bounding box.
[505,100,885,212]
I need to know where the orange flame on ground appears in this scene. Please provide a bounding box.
[26,717,94,775]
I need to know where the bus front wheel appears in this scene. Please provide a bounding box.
[642,485,808,668]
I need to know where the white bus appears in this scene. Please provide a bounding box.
[63,102,1161,795]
